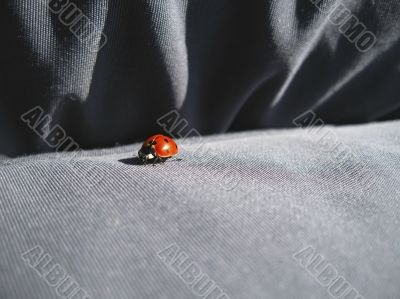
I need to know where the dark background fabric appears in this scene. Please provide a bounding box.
[1,0,400,157]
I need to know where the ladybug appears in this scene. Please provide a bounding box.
[138,134,179,164]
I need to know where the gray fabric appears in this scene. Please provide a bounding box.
[1,120,400,299]
[2,0,400,156]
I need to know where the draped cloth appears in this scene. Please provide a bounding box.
[1,0,400,156]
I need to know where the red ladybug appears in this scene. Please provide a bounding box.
[138,134,179,164]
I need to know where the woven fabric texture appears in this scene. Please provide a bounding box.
[1,120,399,299]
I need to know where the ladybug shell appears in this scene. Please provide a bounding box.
[142,134,178,158]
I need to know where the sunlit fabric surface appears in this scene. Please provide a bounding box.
[1,120,400,299]
[1,0,400,156]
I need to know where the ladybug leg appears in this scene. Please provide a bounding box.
[152,156,160,166]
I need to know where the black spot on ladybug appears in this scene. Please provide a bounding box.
[166,149,170,153]
[164,138,169,143]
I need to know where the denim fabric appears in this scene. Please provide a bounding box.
[1,120,399,299]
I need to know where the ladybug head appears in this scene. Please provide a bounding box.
[138,141,156,163]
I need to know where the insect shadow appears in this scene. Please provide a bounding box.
[118,157,183,166]
[118,157,143,165]
[118,157,182,166]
